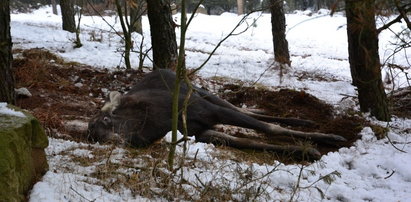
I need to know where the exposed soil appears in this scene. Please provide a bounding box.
[13,48,369,162]
[13,48,145,140]
[220,85,365,155]
[390,87,411,119]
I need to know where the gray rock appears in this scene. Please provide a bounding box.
[15,87,32,97]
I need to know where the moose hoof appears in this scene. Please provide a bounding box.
[327,134,347,142]
[307,148,321,160]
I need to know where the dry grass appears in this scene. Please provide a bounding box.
[13,48,67,89]
[50,141,287,201]
[32,108,64,132]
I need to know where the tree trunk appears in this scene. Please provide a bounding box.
[146,0,178,70]
[0,0,15,104]
[60,0,76,33]
[130,0,143,34]
[51,0,58,15]
[345,0,390,121]
[237,0,244,15]
[270,0,291,66]
[114,0,131,69]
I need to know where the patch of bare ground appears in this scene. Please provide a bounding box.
[293,70,340,82]
[218,84,365,162]
[13,48,145,140]
[389,87,411,119]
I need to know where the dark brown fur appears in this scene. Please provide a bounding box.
[88,69,346,159]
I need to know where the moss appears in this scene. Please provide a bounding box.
[0,104,48,201]
[370,124,389,140]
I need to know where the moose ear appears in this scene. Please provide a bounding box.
[118,95,147,110]
[101,91,122,112]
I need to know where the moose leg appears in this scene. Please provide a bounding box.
[249,115,317,127]
[195,87,316,127]
[196,130,321,160]
[215,107,346,144]
[263,123,347,143]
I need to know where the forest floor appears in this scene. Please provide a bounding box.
[14,48,374,163]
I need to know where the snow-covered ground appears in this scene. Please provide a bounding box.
[0,102,26,117]
[9,6,411,201]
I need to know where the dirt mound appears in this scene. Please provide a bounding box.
[221,85,333,122]
[13,48,367,162]
[220,85,364,155]
[13,48,145,139]
[389,87,411,118]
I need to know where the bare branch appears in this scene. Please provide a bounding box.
[377,15,403,34]
[394,0,411,30]
[190,9,264,76]
[186,0,205,29]
[85,0,124,40]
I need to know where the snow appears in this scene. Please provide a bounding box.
[8,6,411,201]
[0,102,26,117]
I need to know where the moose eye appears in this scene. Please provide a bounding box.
[103,116,111,124]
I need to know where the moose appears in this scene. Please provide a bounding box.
[88,69,346,159]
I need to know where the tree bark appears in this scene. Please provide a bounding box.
[146,0,178,70]
[114,0,131,69]
[0,0,15,104]
[345,0,390,121]
[237,0,244,15]
[51,0,58,15]
[270,0,291,66]
[129,0,143,34]
[60,0,76,33]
